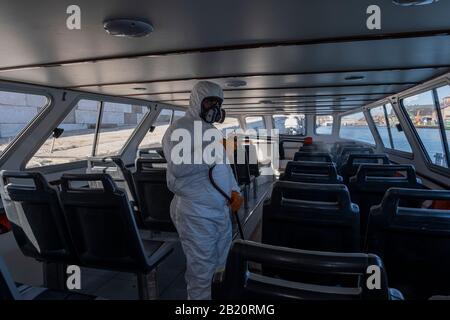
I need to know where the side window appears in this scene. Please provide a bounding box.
[402,90,448,168]
[370,104,412,153]
[27,99,98,168]
[172,110,186,122]
[95,103,149,156]
[272,114,306,135]
[0,91,49,157]
[139,109,173,150]
[370,106,391,148]
[315,115,333,135]
[385,103,412,153]
[245,116,266,131]
[339,112,375,145]
[215,117,241,137]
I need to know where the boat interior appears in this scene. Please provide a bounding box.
[0,0,450,301]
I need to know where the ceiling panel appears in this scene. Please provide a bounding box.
[0,37,449,88]
[71,68,443,96]
[133,84,414,104]
[0,0,449,115]
[0,0,449,69]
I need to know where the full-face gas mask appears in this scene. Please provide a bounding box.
[200,97,226,124]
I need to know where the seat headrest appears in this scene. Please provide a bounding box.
[354,164,417,184]
[293,152,333,163]
[270,181,351,209]
[60,174,117,194]
[346,154,390,166]
[136,158,167,171]
[374,188,450,225]
[1,170,48,191]
[214,240,390,300]
[284,161,338,180]
[385,187,450,201]
[340,147,374,156]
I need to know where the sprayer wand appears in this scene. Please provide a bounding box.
[208,165,245,239]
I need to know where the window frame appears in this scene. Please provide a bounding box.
[314,115,334,135]
[245,116,266,131]
[215,116,242,137]
[0,86,53,161]
[338,111,376,145]
[93,101,150,157]
[368,103,413,155]
[399,85,450,171]
[137,108,174,150]
[271,114,306,136]
[23,94,152,168]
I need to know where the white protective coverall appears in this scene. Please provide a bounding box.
[162,81,240,300]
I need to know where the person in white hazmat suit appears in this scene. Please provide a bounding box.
[162,81,244,300]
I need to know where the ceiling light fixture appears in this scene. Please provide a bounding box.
[344,75,365,81]
[104,19,154,38]
[225,80,247,88]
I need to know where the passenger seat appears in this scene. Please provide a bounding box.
[339,154,390,184]
[336,146,374,168]
[87,157,138,209]
[281,161,343,184]
[348,164,424,239]
[293,152,333,163]
[0,171,78,265]
[212,240,403,300]
[262,181,360,253]
[366,188,450,300]
[58,173,175,299]
[132,158,175,232]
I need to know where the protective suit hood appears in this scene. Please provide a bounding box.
[188,81,224,120]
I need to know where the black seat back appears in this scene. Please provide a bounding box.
[336,145,374,162]
[340,154,390,184]
[282,161,342,184]
[59,174,149,273]
[293,152,333,163]
[299,145,318,153]
[331,141,359,157]
[348,164,423,238]
[88,157,138,205]
[0,171,77,264]
[137,148,165,159]
[262,181,360,253]
[367,188,450,299]
[132,159,175,232]
[337,147,374,167]
[212,240,390,300]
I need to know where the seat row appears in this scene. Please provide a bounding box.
[264,176,450,299]
[0,170,175,299]
[88,156,176,232]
